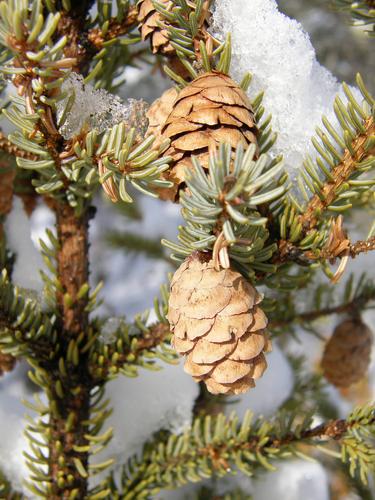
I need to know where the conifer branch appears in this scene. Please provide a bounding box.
[0,271,57,360]
[0,467,22,499]
[278,234,375,264]
[44,202,94,499]
[90,321,174,381]
[298,116,374,233]
[333,0,375,34]
[349,235,375,257]
[270,290,375,328]
[88,6,139,49]
[109,405,375,498]
[266,272,375,335]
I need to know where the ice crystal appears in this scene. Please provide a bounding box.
[57,73,149,140]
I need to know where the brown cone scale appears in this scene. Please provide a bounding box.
[0,350,16,376]
[321,318,373,388]
[137,0,175,55]
[167,253,271,395]
[146,71,258,201]
[0,166,15,216]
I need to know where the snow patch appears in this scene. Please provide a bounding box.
[210,0,360,181]
[57,73,149,139]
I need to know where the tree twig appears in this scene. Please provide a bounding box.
[87,6,139,49]
[298,116,374,233]
[349,236,375,257]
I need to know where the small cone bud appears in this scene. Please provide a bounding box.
[137,0,175,55]
[0,166,16,216]
[0,350,16,376]
[167,253,270,395]
[321,318,373,388]
[146,71,258,201]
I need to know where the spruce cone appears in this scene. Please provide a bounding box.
[0,165,15,216]
[167,253,271,395]
[321,318,373,387]
[147,87,179,138]
[148,71,258,201]
[0,350,16,376]
[137,0,174,55]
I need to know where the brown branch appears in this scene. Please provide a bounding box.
[248,416,369,451]
[270,295,374,329]
[277,231,375,266]
[55,204,89,336]
[48,203,92,499]
[298,116,374,233]
[350,236,375,257]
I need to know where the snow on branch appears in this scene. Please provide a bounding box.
[210,0,362,179]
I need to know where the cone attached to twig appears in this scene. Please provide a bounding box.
[167,252,271,395]
[137,0,174,55]
[0,165,15,216]
[321,318,373,387]
[147,71,258,201]
[0,350,16,376]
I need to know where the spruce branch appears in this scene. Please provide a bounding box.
[0,467,22,500]
[298,115,374,233]
[278,229,375,264]
[105,229,170,262]
[96,123,173,203]
[280,75,374,268]
[162,143,286,279]
[89,283,177,381]
[265,272,375,335]
[88,5,139,50]
[333,0,375,35]
[43,202,94,499]
[109,405,375,498]
[349,235,375,257]
[0,270,57,360]
[90,321,174,381]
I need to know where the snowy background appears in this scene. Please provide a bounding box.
[0,0,374,498]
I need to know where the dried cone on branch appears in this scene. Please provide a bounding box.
[147,71,258,201]
[0,350,16,376]
[167,253,271,395]
[0,165,15,216]
[321,318,373,388]
[137,0,174,55]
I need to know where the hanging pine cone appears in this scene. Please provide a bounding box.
[321,318,373,388]
[0,165,15,216]
[167,253,271,395]
[0,350,16,376]
[137,0,174,55]
[148,71,258,201]
[147,87,179,139]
